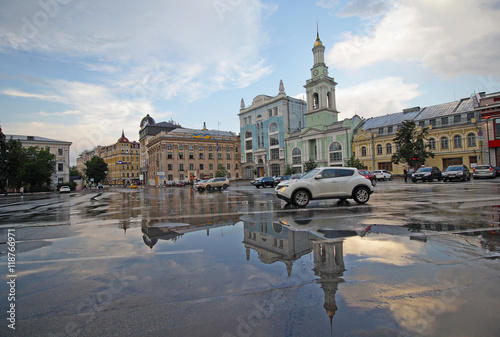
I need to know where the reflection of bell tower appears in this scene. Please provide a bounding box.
[312,240,345,326]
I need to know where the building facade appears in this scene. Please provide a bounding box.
[475,91,500,166]
[352,95,484,174]
[7,134,72,187]
[146,126,240,185]
[239,80,307,179]
[283,30,362,172]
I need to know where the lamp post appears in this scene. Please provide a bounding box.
[369,130,377,171]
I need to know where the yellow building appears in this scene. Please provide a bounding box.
[353,96,483,174]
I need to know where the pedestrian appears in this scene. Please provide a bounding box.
[20,186,24,197]
[403,167,408,182]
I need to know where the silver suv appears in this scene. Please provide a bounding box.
[275,167,374,207]
[197,177,230,191]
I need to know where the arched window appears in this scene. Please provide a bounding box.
[377,144,383,155]
[245,130,252,138]
[269,122,278,133]
[292,148,302,165]
[313,93,319,109]
[441,137,449,150]
[428,138,436,150]
[329,142,342,163]
[453,135,462,148]
[361,146,367,156]
[467,133,476,147]
[386,143,392,154]
[327,92,332,108]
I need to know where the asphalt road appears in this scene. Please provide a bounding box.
[1,178,499,336]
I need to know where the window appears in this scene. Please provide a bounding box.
[327,92,332,108]
[313,93,319,109]
[428,138,436,150]
[235,147,239,153]
[248,116,252,124]
[273,107,278,116]
[58,148,63,156]
[178,144,183,150]
[292,148,302,165]
[388,126,393,133]
[270,163,280,176]
[467,113,475,122]
[199,153,204,159]
[378,128,384,135]
[430,119,436,127]
[467,133,476,147]
[179,152,184,159]
[199,145,203,151]
[378,162,393,171]
[209,145,213,151]
[209,153,213,159]
[441,137,449,149]
[441,117,448,125]
[189,153,194,159]
[168,152,173,159]
[168,164,172,170]
[235,164,239,169]
[269,122,278,133]
[377,144,383,155]
[209,164,213,170]
[245,139,253,151]
[454,115,461,123]
[270,148,279,160]
[180,174,184,180]
[58,163,63,171]
[361,146,367,156]
[226,164,231,170]
[189,163,194,170]
[269,135,279,146]
[199,163,204,170]
[217,153,222,160]
[386,143,392,154]
[167,144,172,150]
[246,153,253,163]
[226,153,231,160]
[245,130,252,138]
[329,142,342,163]
[268,109,272,118]
[188,145,193,150]
[179,164,184,171]
[453,135,462,148]
[168,174,173,181]
[495,118,500,139]
[226,146,230,152]
[419,121,425,128]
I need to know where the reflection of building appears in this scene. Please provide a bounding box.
[312,239,345,326]
[7,134,72,187]
[77,131,140,185]
[243,221,312,276]
[146,125,241,185]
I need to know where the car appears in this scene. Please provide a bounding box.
[289,173,304,180]
[494,167,500,177]
[373,170,392,181]
[251,177,276,188]
[197,177,230,191]
[274,175,291,185]
[59,186,71,193]
[130,184,138,188]
[442,165,471,182]
[97,184,104,189]
[472,164,496,179]
[275,167,374,207]
[358,170,377,186]
[411,166,442,182]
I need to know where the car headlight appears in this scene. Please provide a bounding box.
[457,172,462,175]
[279,186,287,192]
[424,173,430,176]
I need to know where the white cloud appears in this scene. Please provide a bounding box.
[337,76,420,119]
[327,0,500,77]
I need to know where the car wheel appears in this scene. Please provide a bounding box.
[223,184,228,189]
[353,186,370,204]
[218,186,222,190]
[428,177,433,182]
[292,190,310,207]
[371,179,377,187]
[206,185,212,191]
[461,175,466,181]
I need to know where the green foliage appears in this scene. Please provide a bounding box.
[84,156,108,184]
[346,156,365,170]
[65,181,77,191]
[20,146,56,189]
[284,164,295,175]
[303,158,318,173]
[69,166,82,178]
[215,164,227,177]
[391,120,434,168]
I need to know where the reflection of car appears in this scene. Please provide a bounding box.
[473,165,496,179]
[251,177,276,188]
[130,184,138,189]
[442,165,471,182]
[275,167,374,207]
[176,181,185,187]
[197,177,229,191]
[98,184,103,189]
[359,170,377,186]
[274,175,291,185]
[59,186,71,193]
[373,170,392,181]
[411,167,442,182]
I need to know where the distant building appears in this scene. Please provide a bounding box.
[146,125,240,185]
[239,80,307,178]
[6,134,72,187]
[77,131,140,185]
[475,91,500,166]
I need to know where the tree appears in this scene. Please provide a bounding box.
[19,146,56,190]
[215,164,227,177]
[391,120,434,169]
[303,159,318,173]
[284,164,295,175]
[70,166,82,179]
[84,156,108,184]
[0,126,8,189]
[346,155,365,170]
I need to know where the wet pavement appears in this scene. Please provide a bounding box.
[1,179,500,336]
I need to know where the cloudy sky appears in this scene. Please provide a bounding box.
[1,0,499,164]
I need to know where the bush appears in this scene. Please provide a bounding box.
[66,181,77,191]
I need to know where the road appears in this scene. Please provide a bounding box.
[1,178,499,336]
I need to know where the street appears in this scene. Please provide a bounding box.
[1,178,500,337]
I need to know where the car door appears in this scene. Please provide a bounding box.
[314,169,340,198]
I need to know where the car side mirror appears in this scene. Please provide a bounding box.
[315,175,322,179]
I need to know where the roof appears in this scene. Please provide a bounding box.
[168,127,237,138]
[362,109,421,130]
[6,134,72,144]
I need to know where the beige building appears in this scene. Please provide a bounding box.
[7,134,72,187]
[146,126,241,185]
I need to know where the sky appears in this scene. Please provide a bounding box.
[1,0,499,165]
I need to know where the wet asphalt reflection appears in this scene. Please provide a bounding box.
[0,178,500,336]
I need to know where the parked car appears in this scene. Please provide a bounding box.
[251,177,276,188]
[197,177,230,191]
[494,167,500,177]
[442,165,471,182]
[472,165,496,179]
[411,166,442,182]
[373,170,392,181]
[359,170,377,186]
[275,167,374,207]
[59,186,71,193]
[274,175,291,185]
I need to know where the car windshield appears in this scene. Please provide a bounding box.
[446,166,462,171]
[301,169,321,179]
[417,167,431,172]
